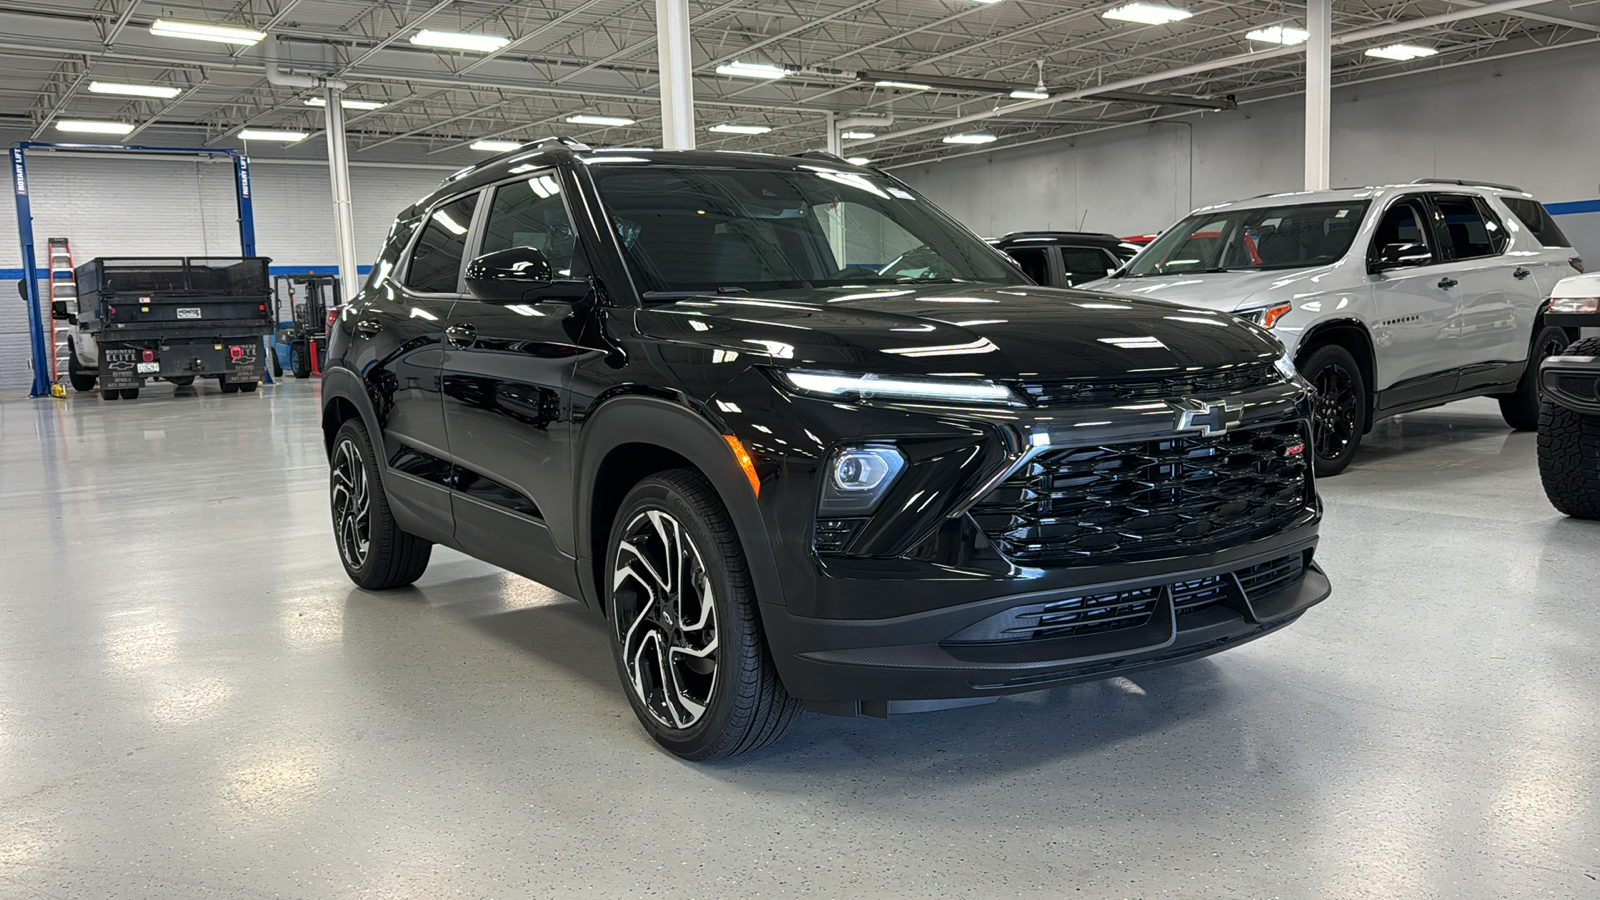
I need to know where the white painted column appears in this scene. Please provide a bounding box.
[656,0,695,149]
[1304,0,1332,191]
[826,112,843,156]
[322,87,362,302]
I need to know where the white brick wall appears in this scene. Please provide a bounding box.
[1,154,450,390]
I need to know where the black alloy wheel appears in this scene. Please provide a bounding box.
[331,436,372,572]
[1498,325,1569,432]
[329,419,432,589]
[1304,343,1366,478]
[607,470,800,759]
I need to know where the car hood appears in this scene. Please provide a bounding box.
[1082,265,1343,313]
[634,283,1283,380]
[1551,271,1600,298]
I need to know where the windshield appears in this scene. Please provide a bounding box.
[588,165,1018,294]
[1123,200,1370,277]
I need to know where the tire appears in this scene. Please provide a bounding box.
[220,378,241,394]
[271,351,283,379]
[168,376,195,387]
[239,381,258,393]
[121,388,139,400]
[1498,324,1569,431]
[606,470,801,760]
[1537,338,1600,519]
[1302,343,1367,478]
[290,342,311,379]
[67,342,96,393]
[330,418,433,589]
[102,389,121,401]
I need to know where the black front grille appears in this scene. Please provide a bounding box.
[945,552,1307,643]
[971,422,1311,566]
[1556,374,1598,401]
[1018,363,1280,407]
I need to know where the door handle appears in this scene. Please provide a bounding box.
[1513,267,1531,280]
[445,323,477,348]
[1437,277,1459,290]
[355,319,383,336]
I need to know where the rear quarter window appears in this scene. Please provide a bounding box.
[1502,197,1573,249]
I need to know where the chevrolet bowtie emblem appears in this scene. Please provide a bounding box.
[1170,398,1243,436]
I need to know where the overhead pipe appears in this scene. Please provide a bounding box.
[853,0,1562,147]
[263,38,346,90]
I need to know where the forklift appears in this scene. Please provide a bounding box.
[271,273,341,378]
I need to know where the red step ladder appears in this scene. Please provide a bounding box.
[47,237,76,385]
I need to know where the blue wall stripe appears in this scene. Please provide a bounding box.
[1547,199,1600,216]
[2,264,372,281]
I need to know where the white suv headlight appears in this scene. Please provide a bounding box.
[1241,303,1293,330]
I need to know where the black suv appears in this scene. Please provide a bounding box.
[992,231,1141,288]
[322,140,1332,759]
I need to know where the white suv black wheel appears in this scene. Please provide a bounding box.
[606,470,800,759]
[1303,344,1366,478]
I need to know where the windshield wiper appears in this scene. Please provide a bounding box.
[894,277,974,285]
[641,286,753,301]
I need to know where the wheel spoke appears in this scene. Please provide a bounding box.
[331,439,370,569]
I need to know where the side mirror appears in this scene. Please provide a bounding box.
[1370,242,1431,274]
[465,247,554,303]
[51,300,73,320]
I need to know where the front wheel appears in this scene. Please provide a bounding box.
[607,470,800,760]
[1498,325,1569,431]
[1302,344,1367,478]
[330,419,432,589]
[1537,338,1600,519]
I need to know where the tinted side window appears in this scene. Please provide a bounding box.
[1370,200,1435,262]
[1433,194,1504,260]
[481,173,582,278]
[1060,247,1116,286]
[405,193,480,293]
[1006,247,1050,284]
[365,213,423,294]
[1503,197,1573,248]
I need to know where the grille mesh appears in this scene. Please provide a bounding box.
[971,422,1311,566]
[1017,363,1280,407]
[1556,374,1598,401]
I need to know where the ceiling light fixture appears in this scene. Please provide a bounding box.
[238,128,308,142]
[1246,25,1309,44]
[470,139,524,152]
[846,156,872,165]
[709,124,772,135]
[88,81,182,99]
[715,61,789,80]
[305,97,388,110]
[410,30,510,53]
[1102,3,1193,25]
[149,18,266,46]
[1365,43,1438,60]
[841,130,877,140]
[566,114,636,127]
[875,79,933,91]
[942,133,997,145]
[56,120,135,135]
[1010,59,1050,100]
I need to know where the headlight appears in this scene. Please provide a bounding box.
[779,369,1022,405]
[1241,303,1293,329]
[1550,297,1599,314]
[818,445,906,515]
[1274,350,1298,380]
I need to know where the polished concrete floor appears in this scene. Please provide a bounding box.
[0,380,1596,899]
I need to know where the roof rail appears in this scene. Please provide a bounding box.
[440,135,594,185]
[791,150,855,165]
[1413,177,1524,192]
[998,230,1120,242]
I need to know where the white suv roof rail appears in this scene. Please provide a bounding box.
[1412,177,1525,192]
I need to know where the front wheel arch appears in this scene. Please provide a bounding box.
[1295,320,1378,433]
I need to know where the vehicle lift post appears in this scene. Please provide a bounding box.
[10,142,271,398]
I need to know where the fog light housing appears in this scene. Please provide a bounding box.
[818,445,906,516]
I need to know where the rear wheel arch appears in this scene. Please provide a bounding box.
[1297,320,1378,431]
[576,396,781,619]
[320,368,379,460]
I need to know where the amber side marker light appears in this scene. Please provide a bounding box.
[723,434,761,497]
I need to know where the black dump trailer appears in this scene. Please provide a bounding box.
[76,257,274,399]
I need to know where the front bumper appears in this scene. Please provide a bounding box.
[1540,352,1600,415]
[764,521,1328,712]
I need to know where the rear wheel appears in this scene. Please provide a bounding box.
[1537,338,1600,519]
[290,342,311,379]
[330,418,432,589]
[121,388,139,400]
[239,381,258,393]
[219,378,241,394]
[1302,343,1366,478]
[67,343,96,393]
[607,470,800,760]
[1499,325,1569,431]
[102,389,121,401]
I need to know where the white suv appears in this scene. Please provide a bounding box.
[1087,180,1584,475]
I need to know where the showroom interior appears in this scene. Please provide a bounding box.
[2,0,1599,895]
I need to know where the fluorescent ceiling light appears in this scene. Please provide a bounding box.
[716,61,789,80]
[1366,43,1438,60]
[410,29,510,52]
[88,81,182,99]
[238,128,308,142]
[846,156,871,165]
[1103,3,1193,25]
[470,139,524,152]
[149,18,265,45]
[56,120,135,135]
[1009,88,1050,100]
[876,79,932,91]
[305,97,387,110]
[566,114,636,127]
[1246,25,1308,44]
[840,130,876,140]
[708,124,772,135]
[942,133,997,144]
